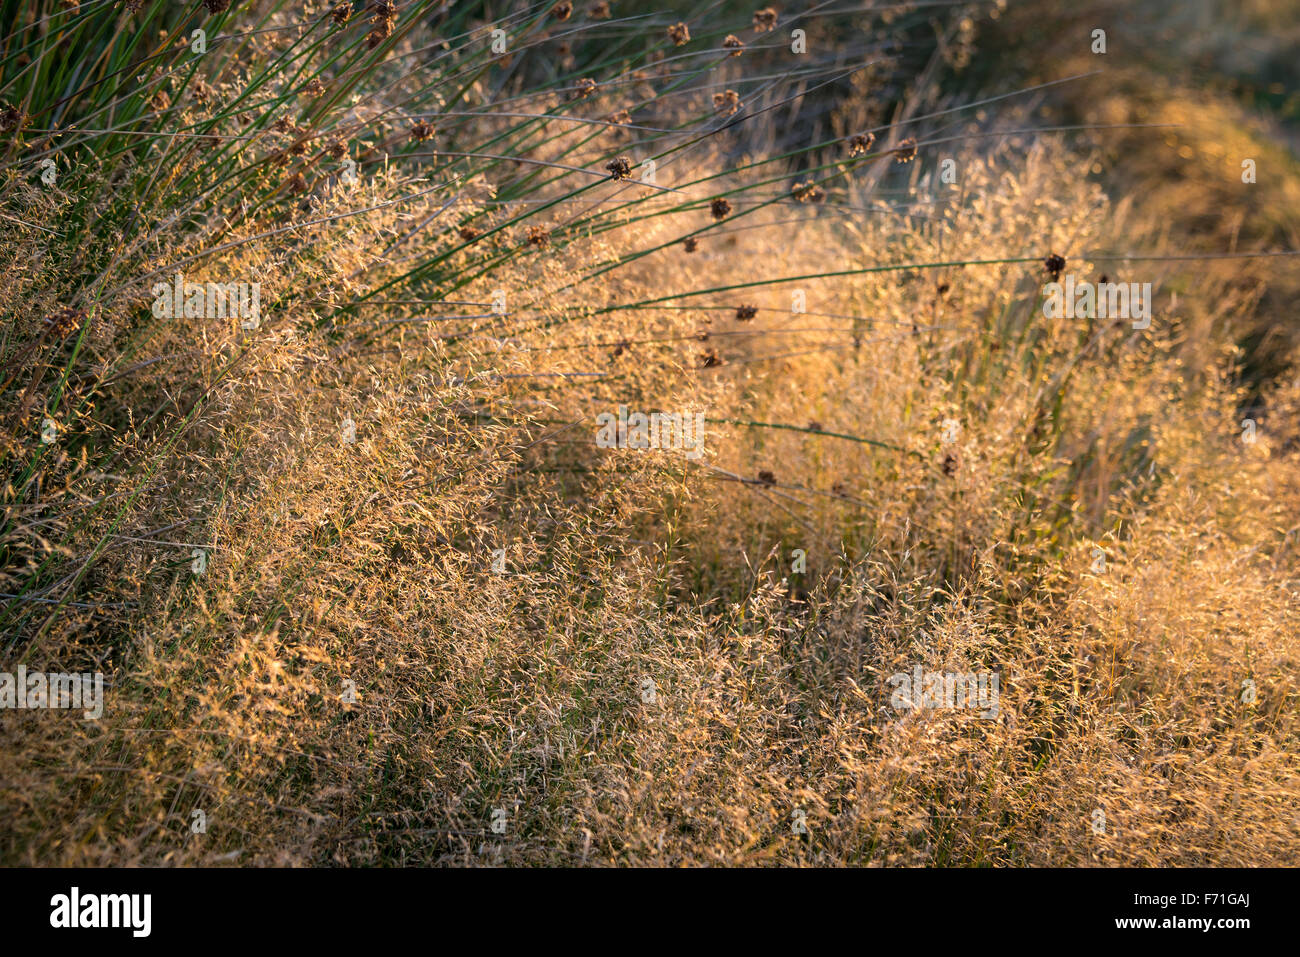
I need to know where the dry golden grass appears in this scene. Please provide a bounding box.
[1,0,1297,866]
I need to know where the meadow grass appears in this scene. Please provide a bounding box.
[1,0,1296,865]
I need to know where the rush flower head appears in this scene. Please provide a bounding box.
[756,470,777,485]
[847,132,875,156]
[331,3,352,24]
[303,78,326,97]
[573,77,597,99]
[792,180,824,203]
[552,1,572,20]
[1044,253,1066,281]
[367,1,396,47]
[710,197,732,220]
[409,120,435,143]
[752,8,778,32]
[326,140,347,159]
[723,35,744,55]
[203,0,230,14]
[893,136,918,163]
[525,225,551,247]
[609,110,631,126]
[46,307,85,339]
[588,1,610,18]
[606,156,633,180]
[286,171,308,194]
[0,104,23,134]
[458,225,480,241]
[713,90,742,116]
[736,305,758,320]
[683,237,698,253]
[668,22,690,45]
[701,348,723,367]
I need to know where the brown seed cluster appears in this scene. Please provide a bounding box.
[752,8,778,32]
[736,305,758,320]
[668,22,690,46]
[710,197,732,220]
[525,225,551,247]
[893,136,918,163]
[683,237,698,253]
[573,77,597,99]
[368,1,396,48]
[847,132,875,157]
[331,3,352,25]
[723,35,745,55]
[606,156,633,180]
[552,1,573,20]
[409,120,435,143]
[45,307,85,340]
[609,110,632,126]
[1,104,26,134]
[756,470,777,485]
[326,140,347,160]
[700,348,723,367]
[458,225,480,242]
[1044,253,1066,281]
[588,1,610,18]
[792,180,824,203]
[191,80,214,107]
[202,0,230,13]
[713,90,742,117]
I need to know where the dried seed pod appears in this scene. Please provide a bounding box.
[605,156,633,180]
[893,136,918,163]
[713,90,742,117]
[847,132,875,156]
[1044,253,1066,281]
